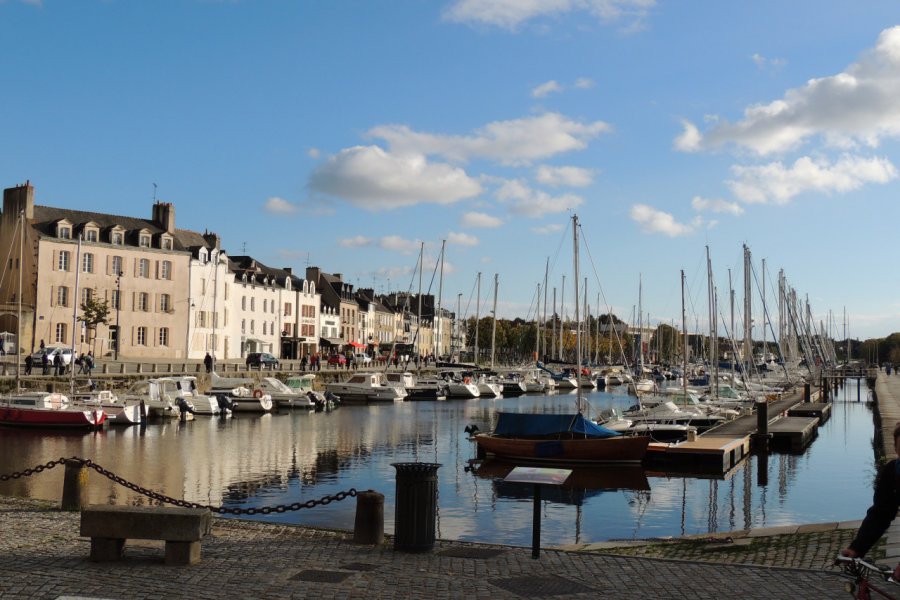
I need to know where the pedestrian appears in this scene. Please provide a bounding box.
[41,352,49,375]
[39,339,45,351]
[53,352,63,376]
[300,355,307,371]
[842,422,900,580]
[204,352,213,374]
[346,354,353,371]
[24,354,32,375]
[84,351,94,376]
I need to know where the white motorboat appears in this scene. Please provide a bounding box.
[256,376,315,410]
[71,389,143,425]
[119,378,194,420]
[284,374,335,411]
[441,372,481,399]
[325,372,406,404]
[0,391,107,428]
[172,376,231,416]
[474,374,502,398]
[208,373,273,412]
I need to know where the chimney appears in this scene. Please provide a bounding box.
[152,201,176,234]
[3,181,35,221]
[202,231,221,250]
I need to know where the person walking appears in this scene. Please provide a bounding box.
[53,352,63,376]
[842,422,900,579]
[81,351,94,376]
[41,352,49,375]
[204,352,213,374]
[24,354,32,375]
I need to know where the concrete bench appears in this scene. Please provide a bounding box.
[80,505,212,566]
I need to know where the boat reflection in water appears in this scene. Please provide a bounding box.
[470,459,650,506]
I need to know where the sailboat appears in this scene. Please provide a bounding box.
[471,215,651,465]
[0,211,107,429]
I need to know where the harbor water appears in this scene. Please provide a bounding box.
[0,380,879,547]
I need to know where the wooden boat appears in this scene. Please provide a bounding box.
[472,412,650,465]
[0,392,107,429]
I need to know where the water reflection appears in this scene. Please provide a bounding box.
[0,381,879,547]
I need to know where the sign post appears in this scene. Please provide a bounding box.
[503,466,572,559]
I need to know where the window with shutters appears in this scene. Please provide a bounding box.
[159,327,169,346]
[139,259,150,278]
[82,288,93,305]
[138,292,149,312]
[57,286,69,307]
[161,260,171,280]
[160,294,171,312]
[111,289,121,310]
[58,251,70,271]
[82,253,94,273]
[137,326,147,345]
[111,255,123,276]
[55,323,67,343]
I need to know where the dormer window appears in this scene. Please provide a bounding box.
[58,227,71,239]
[111,231,124,245]
[139,235,151,248]
[85,229,98,243]
[161,237,173,250]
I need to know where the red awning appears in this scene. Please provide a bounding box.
[349,341,365,348]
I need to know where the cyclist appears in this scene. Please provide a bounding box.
[842,421,900,580]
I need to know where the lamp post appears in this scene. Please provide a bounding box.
[114,271,122,361]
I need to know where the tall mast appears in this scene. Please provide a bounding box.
[474,272,481,365]
[559,275,565,361]
[69,234,83,394]
[743,244,752,372]
[15,211,24,389]
[681,270,688,396]
[490,274,498,369]
[437,239,445,360]
[534,283,541,361]
[542,258,549,362]
[417,242,423,359]
[573,214,583,412]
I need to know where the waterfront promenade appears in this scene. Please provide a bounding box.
[1,372,898,598]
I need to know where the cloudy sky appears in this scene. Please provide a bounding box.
[3,0,900,340]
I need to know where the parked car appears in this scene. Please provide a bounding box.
[31,346,74,367]
[327,354,347,366]
[246,352,279,370]
[353,353,372,365]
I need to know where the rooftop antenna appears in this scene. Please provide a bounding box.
[153,183,158,202]
[241,242,248,254]
[305,252,311,268]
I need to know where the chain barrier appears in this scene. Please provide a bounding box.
[0,457,359,515]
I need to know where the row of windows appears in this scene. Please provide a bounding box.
[55,252,172,280]
[53,323,169,347]
[56,225,173,250]
[240,296,282,313]
[240,320,277,335]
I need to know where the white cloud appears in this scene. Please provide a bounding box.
[442,0,656,31]
[378,235,420,254]
[531,223,564,234]
[728,154,898,204]
[447,232,479,246]
[680,26,900,155]
[629,204,698,237]
[263,197,297,215]
[574,77,595,89]
[535,165,595,187]
[532,80,562,98]
[308,145,482,210]
[495,179,583,217]
[751,53,787,70]
[691,196,745,216]
[461,211,504,228]
[338,236,372,248]
[673,119,702,152]
[308,147,320,159]
[369,112,610,166]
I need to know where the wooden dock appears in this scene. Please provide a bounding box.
[642,393,827,475]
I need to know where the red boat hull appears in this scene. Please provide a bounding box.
[0,406,106,429]
[474,433,650,465]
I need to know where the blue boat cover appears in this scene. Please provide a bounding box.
[493,412,621,438]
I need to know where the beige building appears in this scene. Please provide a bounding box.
[0,182,219,360]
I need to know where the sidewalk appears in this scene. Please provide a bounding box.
[874,371,900,566]
[0,495,855,599]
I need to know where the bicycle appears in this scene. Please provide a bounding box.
[836,554,900,599]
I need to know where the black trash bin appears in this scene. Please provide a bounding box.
[392,462,441,552]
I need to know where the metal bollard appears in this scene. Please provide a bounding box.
[353,491,385,545]
[752,399,770,452]
[803,382,811,402]
[392,462,441,552]
[61,459,89,511]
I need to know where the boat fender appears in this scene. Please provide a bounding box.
[463,377,471,384]
[253,389,264,399]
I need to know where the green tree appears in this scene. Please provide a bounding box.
[80,294,111,355]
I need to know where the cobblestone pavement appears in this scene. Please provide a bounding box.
[0,496,858,600]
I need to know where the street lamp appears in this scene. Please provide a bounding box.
[114,271,122,360]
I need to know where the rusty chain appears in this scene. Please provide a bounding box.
[0,457,359,515]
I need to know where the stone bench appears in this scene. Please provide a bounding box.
[80,505,212,566]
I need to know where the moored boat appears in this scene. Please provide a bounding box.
[0,391,107,429]
[325,372,406,404]
[71,389,142,425]
[472,412,650,465]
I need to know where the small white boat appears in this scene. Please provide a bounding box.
[257,376,314,410]
[119,378,194,420]
[71,389,142,425]
[285,374,335,411]
[172,376,231,416]
[440,371,481,399]
[325,372,406,404]
[0,391,107,429]
[208,373,274,412]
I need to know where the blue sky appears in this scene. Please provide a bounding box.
[3,1,900,341]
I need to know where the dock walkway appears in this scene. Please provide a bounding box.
[0,495,852,599]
